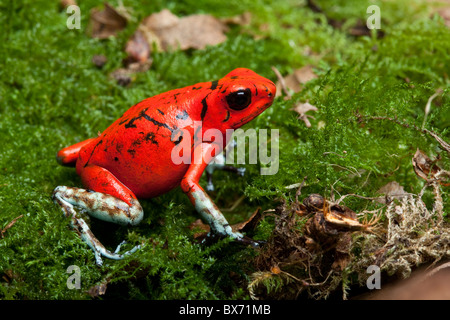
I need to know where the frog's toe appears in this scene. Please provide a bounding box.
[206,182,215,192]
[237,235,265,248]
[106,241,142,259]
[236,167,246,177]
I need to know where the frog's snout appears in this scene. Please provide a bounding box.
[266,80,276,100]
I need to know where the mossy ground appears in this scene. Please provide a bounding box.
[0,0,449,299]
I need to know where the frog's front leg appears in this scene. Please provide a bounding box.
[52,165,144,265]
[181,143,258,247]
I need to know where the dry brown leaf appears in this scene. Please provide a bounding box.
[189,219,211,239]
[60,0,77,9]
[291,102,318,128]
[92,55,107,68]
[88,281,108,297]
[89,3,128,39]
[272,66,319,127]
[437,7,450,27]
[275,65,317,97]
[219,12,252,26]
[412,149,450,186]
[109,60,151,86]
[231,208,263,233]
[412,149,441,181]
[376,181,409,203]
[139,9,228,52]
[125,29,151,64]
[189,208,263,240]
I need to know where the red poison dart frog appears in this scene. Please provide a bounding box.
[52,68,276,265]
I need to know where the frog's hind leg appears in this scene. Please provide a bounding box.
[52,165,144,265]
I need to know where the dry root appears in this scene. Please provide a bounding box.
[250,178,449,300]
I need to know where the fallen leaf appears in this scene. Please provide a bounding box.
[376,181,409,203]
[275,65,317,97]
[291,102,318,128]
[189,208,263,240]
[138,9,229,51]
[108,60,152,86]
[219,12,252,26]
[231,208,263,233]
[88,3,128,39]
[60,0,77,9]
[412,149,450,186]
[88,281,108,297]
[92,55,107,68]
[412,149,441,181]
[272,66,319,127]
[437,7,450,28]
[125,29,151,64]
[189,219,210,239]
[109,68,132,87]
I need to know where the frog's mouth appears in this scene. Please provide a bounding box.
[230,101,273,129]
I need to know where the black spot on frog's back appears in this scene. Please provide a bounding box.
[210,80,219,90]
[144,132,158,145]
[127,149,136,157]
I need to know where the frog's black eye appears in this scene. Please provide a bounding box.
[226,88,252,111]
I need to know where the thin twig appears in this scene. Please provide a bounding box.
[271,66,291,98]
[424,261,450,280]
[358,115,450,154]
[221,195,246,212]
[295,176,308,203]
[336,193,386,205]
[323,151,347,158]
[422,88,443,130]
[1,215,23,238]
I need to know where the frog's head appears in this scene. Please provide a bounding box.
[202,68,276,131]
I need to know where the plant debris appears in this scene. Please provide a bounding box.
[59,0,77,9]
[128,9,229,53]
[1,215,23,239]
[111,8,243,86]
[92,54,108,69]
[272,66,318,127]
[87,280,108,297]
[274,65,318,97]
[375,181,410,204]
[250,191,379,300]
[436,7,450,28]
[412,149,450,186]
[189,208,263,241]
[88,3,128,39]
[250,149,450,300]
[125,28,151,64]
[109,60,152,87]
